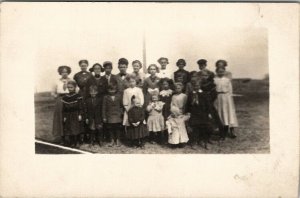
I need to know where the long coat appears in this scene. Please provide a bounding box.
[186,91,217,127]
[85,97,103,130]
[102,94,124,124]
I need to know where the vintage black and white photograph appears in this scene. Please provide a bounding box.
[34,4,269,154]
[1,2,299,198]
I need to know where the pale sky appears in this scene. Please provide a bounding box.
[31,3,268,92]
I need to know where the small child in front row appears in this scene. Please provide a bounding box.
[102,84,124,147]
[146,94,165,144]
[62,81,84,148]
[127,96,149,148]
[166,106,190,148]
[85,85,103,146]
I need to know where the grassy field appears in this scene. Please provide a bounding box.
[35,79,269,154]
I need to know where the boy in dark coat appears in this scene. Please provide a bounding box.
[186,80,222,149]
[102,84,124,147]
[85,85,103,146]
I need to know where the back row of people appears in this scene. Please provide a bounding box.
[51,57,238,150]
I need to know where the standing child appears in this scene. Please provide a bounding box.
[127,96,149,148]
[214,67,238,139]
[102,84,124,147]
[171,82,187,115]
[186,80,217,149]
[62,81,84,148]
[123,75,144,126]
[159,78,174,143]
[146,94,165,144]
[85,85,103,146]
[166,106,190,148]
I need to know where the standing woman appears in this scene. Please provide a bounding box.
[51,66,72,144]
[215,59,232,80]
[157,57,173,79]
[131,60,145,88]
[73,59,93,99]
[214,66,238,138]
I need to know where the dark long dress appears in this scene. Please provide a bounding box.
[126,106,148,140]
[62,93,84,136]
[159,89,173,121]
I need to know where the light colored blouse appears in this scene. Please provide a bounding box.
[214,76,233,94]
[123,87,144,112]
[145,67,174,80]
[52,77,70,97]
[171,93,187,114]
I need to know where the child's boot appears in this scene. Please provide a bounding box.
[116,139,121,147]
[229,127,237,139]
[108,139,114,147]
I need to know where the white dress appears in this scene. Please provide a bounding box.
[146,101,165,132]
[214,76,238,127]
[166,114,190,144]
[122,87,144,126]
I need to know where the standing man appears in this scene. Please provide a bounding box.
[116,58,130,93]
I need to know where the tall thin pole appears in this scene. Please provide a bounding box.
[142,31,147,73]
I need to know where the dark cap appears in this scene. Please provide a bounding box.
[197,59,207,65]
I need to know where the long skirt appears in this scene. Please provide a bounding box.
[215,93,238,127]
[126,124,149,140]
[51,97,64,143]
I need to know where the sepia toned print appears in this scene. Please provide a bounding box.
[35,28,269,154]
[1,3,299,198]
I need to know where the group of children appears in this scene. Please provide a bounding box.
[51,57,238,150]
